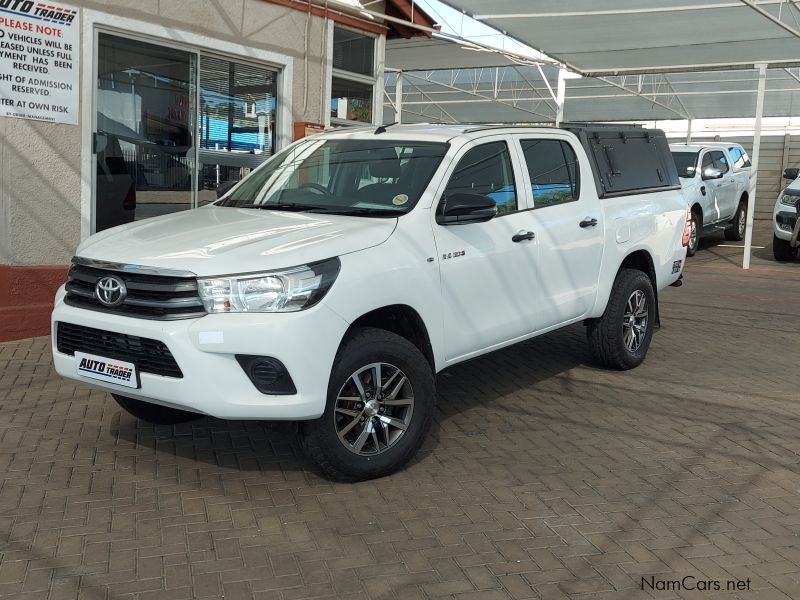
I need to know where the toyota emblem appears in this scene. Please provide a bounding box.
[95,275,127,307]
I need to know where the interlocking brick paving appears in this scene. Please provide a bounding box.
[1,225,799,599]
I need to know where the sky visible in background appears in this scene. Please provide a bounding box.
[413,0,547,60]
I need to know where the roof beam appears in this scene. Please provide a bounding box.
[473,1,786,19]
[595,76,689,118]
[738,0,800,39]
[402,71,556,120]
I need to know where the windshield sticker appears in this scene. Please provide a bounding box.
[392,194,409,206]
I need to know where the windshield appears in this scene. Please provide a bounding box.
[672,151,699,178]
[217,138,449,216]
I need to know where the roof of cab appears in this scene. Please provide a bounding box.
[315,123,559,143]
[670,141,745,152]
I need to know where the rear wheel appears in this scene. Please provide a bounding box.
[587,268,656,370]
[773,235,798,262]
[687,209,701,256]
[113,394,201,424]
[300,328,435,482]
[724,201,747,241]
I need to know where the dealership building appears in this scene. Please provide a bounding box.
[0,0,433,341]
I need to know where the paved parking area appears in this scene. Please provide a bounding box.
[2,223,800,600]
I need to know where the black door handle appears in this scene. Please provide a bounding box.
[512,230,535,242]
[579,217,598,228]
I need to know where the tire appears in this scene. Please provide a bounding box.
[686,209,701,257]
[300,327,435,482]
[587,268,656,371]
[773,234,798,262]
[724,201,747,241]
[113,394,201,425]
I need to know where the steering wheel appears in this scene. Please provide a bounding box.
[298,182,330,195]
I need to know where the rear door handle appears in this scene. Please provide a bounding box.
[512,230,535,243]
[579,217,598,228]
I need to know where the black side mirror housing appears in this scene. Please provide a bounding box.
[783,167,799,181]
[436,193,498,225]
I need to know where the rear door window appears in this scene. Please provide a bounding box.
[519,139,579,208]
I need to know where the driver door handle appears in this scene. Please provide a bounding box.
[579,217,598,228]
[512,230,535,243]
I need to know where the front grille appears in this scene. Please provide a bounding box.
[56,322,183,378]
[65,260,205,320]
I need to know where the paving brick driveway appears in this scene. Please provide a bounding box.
[2,225,800,600]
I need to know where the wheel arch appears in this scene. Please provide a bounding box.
[343,304,436,371]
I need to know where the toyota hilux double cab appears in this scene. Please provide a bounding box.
[773,166,800,261]
[52,124,689,481]
[670,142,751,256]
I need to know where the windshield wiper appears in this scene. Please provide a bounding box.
[249,203,331,212]
[308,207,401,217]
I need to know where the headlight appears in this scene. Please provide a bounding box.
[780,194,799,206]
[198,257,340,313]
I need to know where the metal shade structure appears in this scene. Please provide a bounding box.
[391,0,800,268]
[444,0,800,76]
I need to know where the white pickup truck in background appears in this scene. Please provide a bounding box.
[773,166,800,261]
[52,124,690,481]
[670,142,751,256]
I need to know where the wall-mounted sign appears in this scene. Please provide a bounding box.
[0,0,79,124]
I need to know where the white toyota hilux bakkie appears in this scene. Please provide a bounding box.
[52,124,690,481]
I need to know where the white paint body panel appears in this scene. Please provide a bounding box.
[53,126,688,420]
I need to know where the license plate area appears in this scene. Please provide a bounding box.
[75,351,140,389]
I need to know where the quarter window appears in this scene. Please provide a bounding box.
[442,142,518,215]
[520,139,579,208]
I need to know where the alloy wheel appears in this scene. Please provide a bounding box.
[334,363,414,456]
[622,290,648,353]
[738,207,746,237]
[689,218,698,252]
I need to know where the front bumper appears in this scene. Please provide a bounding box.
[774,210,798,241]
[51,286,349,420]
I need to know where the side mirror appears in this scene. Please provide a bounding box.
[436,193,497,225]
[701,167,723,181]
[783,167,799,180]
[680,166,696,179]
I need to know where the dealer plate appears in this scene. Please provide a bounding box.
[75,351,139,389]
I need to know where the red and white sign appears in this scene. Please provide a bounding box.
[0,1,79,124]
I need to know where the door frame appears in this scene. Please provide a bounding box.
[80,9,294,239]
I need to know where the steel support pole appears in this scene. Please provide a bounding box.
[685,118,693,144]
[743,63,767,270]
[395,72,403,124]
[555,69,567,126]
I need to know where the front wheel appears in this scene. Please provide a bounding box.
[300,328,435,482]
[587,268,656,370]
[724,201,747,241]
[113,394,201,424]
[773,235,798,262]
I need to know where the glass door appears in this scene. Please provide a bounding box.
[94,33,196,232]
[197,56,278,205]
